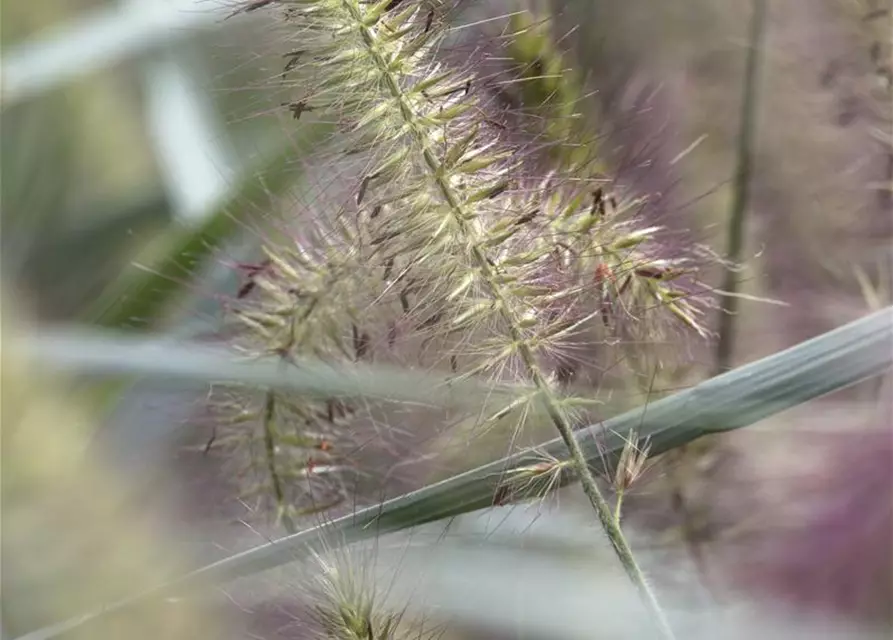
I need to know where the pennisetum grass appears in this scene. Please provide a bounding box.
[210,1,716,636]
[287,535,445,640]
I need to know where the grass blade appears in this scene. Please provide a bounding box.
[16,306,893,640]
[85,123,333,331]
[24,328,513,409]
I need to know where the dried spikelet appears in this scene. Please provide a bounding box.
[492,447,574,506]
[612,430,652,496]
[215,0,712,527]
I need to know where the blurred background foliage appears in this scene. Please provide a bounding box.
[1,0,891,638]
[1,0,297,324]
[3,0,160,319]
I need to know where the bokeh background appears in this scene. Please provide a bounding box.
[2,0,891,638]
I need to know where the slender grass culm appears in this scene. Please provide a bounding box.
[713,0,767,376]
[213,1,715,636]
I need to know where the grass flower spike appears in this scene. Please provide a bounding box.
[298,542,443,640]
[214,1,713,635]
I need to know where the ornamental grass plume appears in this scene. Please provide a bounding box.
[213,0,711,517]
[208,1,714,632]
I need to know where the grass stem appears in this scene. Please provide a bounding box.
[714,0,768,375]
[343,2,675,635]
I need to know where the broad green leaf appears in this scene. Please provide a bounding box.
[85,122,334,331]
[31,192,170,318]
[17,306,892,640]
[0,98,78,286]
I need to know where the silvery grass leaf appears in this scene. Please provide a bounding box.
[17,305,892,640]
[22,327,524,410]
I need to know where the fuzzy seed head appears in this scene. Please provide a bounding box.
[214,0,713,521]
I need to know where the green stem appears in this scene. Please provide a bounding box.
[347,4,674,636]
[614,491,625,525]
[714,0,767,375]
